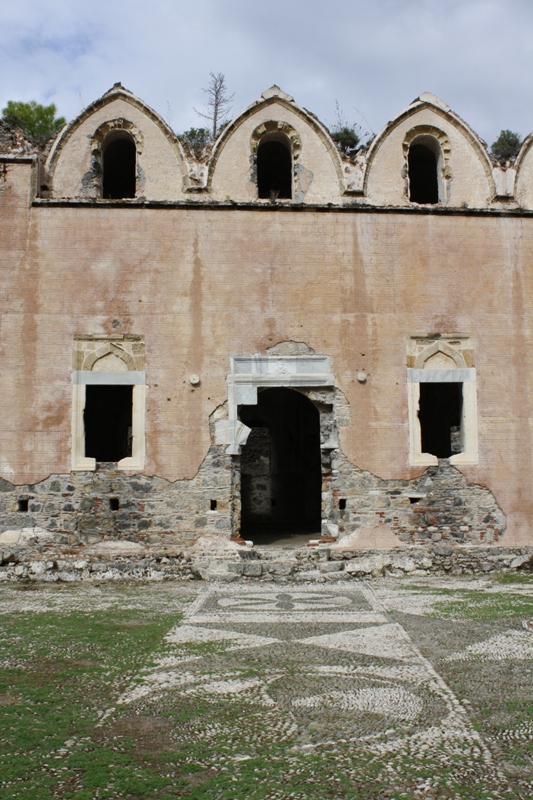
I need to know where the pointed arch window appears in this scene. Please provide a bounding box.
[257,134,292,199]
[408,136,442,204]
[102,133,136,199]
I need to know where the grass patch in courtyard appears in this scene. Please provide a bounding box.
[0,588,188,799]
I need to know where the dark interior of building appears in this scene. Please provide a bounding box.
[239,388,321,542]
[84,384,133,462]
[408,144,439,204]
[257,140,292,199]
[419,382,463,457]
[103,137,136,199]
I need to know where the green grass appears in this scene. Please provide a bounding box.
[429,590,533,620]
[403,577,533,620]
[493,571,533,584]
[0,597,185,799]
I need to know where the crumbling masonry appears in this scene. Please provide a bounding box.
[1,84,533,573]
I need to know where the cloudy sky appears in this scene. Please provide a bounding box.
[1,0,532,146]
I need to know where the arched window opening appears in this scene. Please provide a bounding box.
[257,138,292,199]
[408,142,439,204]
[103,135,136,199]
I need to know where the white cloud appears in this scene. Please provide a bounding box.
[1,0,532,144]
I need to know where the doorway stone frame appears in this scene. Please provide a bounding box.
[217,355,336,540]
[219,355,335,455]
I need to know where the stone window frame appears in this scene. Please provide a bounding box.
[250,121,302,201]
[407,338,478,466]
[71,338,146,471]
[403,125,452,204]
[89,119,144,199]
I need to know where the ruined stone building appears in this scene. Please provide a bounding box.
[1,83,533,551]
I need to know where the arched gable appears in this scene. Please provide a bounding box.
[364,93,496,207]
[206,86,346,203]
[45,84,189,200]
[514,132,533,209]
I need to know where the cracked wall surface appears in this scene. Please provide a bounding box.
[0,385,506,547]
[2,86,533,549]
[0,195,531,542]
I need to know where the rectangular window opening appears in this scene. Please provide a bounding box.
[18,498,29,512]
[109,497,120,511]
[418,382,463,458]
[84,385,133,462]
[210,499,217,511]
[339,498,347,510]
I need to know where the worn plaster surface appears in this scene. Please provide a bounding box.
[3,85,533,551]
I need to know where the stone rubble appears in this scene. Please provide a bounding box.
[0,527,531,583]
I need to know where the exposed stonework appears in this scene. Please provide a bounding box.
[2,85,533,565]
[330,456,506,545]
[0,438,505,552]
[0,444,232,548]
[1,538,531,583]
[0,119,49,157]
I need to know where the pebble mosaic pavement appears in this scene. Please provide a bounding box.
[103,581,532,798]
[2,578,532,798]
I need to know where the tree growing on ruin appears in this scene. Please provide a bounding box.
[1,100,66,144]
[491,129,521,161]
[329,101,365,156]
[179,127,211,158]
[194,72,234,140]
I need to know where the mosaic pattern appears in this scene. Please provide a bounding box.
[107,584,514,797]
[2,578,531,798]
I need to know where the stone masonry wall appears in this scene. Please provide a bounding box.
[304,386,506,547]
[0,541,531,584]
[328,455,506,545]
[0,442,232,549]
[0,382,506,548]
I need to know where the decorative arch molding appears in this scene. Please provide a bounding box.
[82,343,137,373]
[514,132,533,172]
[403,124,452,204]
[91,118,144,155]
[250,120,302,159]
[81,119,144,199]
[204,89,345,195]
[403,125,451,160]
[363,95,496,200]
[45,85,189,191]
[413,341,466,370]
[514,132,533,199]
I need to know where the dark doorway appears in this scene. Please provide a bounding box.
[103,137,136,199]
[257,140,292,199]
[84,385,133,462]
[419,382,463,458]
[239,388,321,542]
[408,144,439,204]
